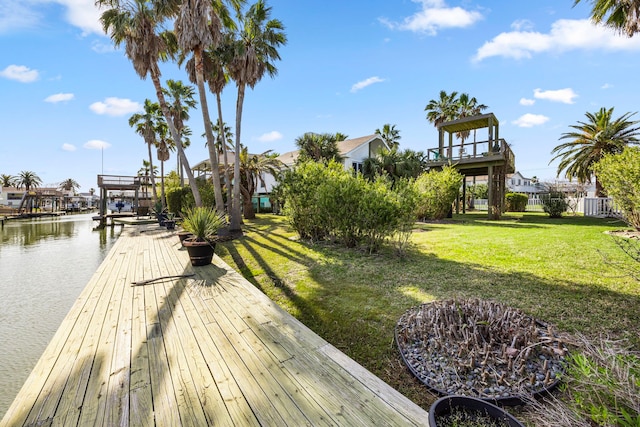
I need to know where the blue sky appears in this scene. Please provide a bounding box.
[2,0,640,193]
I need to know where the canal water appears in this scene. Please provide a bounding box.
[0,214,120,418]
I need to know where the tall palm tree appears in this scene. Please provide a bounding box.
[575,0,640,37]
[234,146,282,219]
[425,90,459,128]
[175,0,240,214]
[228,0,287,231]
[155,115,171,209]
[15,171,42,191]
[97,0,202,206]
[551,107,640,196]
[163,79,196,188]
[295,132,343,164]
[456,93,488,144]
[375,124,401,150]
[138,159,158,201]
[1,174,15,187]
[213,120,234,207]
[129,99,161,203]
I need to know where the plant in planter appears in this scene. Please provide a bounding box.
[429,396,524,427]
[164,212,176,230]
[152,200,167,225]
[181,207,226,266]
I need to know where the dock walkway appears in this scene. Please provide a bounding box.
[1,225,429,426]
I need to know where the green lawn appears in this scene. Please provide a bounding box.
[216,211,639,411]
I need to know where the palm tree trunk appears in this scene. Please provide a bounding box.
[241,185,255,220]
[230,83,245,231]
[160,159,166,209]
[150,65,202,207]
[195,47,225,213]
[216,93,232,214]
[146,139,158,203]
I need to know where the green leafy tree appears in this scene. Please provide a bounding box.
[129,99,162,203]
[414,166,463,220]
[425,90,459,128]
[375,124,401,150]
[97,0,202,206]
[227,0,287,231]
[551,107,640,196]
[574,0,640,37]
[594,147,640,230]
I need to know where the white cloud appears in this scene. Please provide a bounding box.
[351,76,385,93]
[257,131,283,143]
[473,19,640,62]
[91,40,115,53]
[52,0,104,36]
[379,0,483,35]
[0,1,40,33]
[601,83,613,89]
[511,19,534,32]
[62,143,77,151]
[83,139,111,150]
[520,98,535,106]
[90,97,141,116]
[534,88,578,104]
[45,93,75,103]
[512,113,550,128]
[0,65,39,83]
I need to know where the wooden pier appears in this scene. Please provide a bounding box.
[1,225,429,426]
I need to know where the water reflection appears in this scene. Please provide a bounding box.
[0,213,121,418]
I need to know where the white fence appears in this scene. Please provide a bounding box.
[470,197,619,217]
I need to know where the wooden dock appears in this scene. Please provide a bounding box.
[1,225,429,426]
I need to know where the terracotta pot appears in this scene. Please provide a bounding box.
[182,240,215,266]
[429,396,524,427]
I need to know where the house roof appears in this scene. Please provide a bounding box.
[437,113,499,133]
[276,134,385,166]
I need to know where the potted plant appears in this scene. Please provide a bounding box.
[152,200,167,225]
[428,396,524,427]
[181,207,226,266]
[164,212,176,230]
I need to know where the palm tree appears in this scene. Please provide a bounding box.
[456,93,488,144]
[213,120,234,207]
[362,148,426,183]
[175,0,239,214]
[425,90,459,128]
[15,171,42,191]
[375,124,401,150]
[551,107,640,196]
[295,132,344,164]
[574,0,640,37]
[97,0,202,206]
[129,99,161,203]
[227,0,287,231]
[138,159,158,201]
[1,174,15,187]
[163,79,196,189]
[234,146,282,219]
[59,178,80,193]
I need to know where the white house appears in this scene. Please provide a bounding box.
[507,171,546,198]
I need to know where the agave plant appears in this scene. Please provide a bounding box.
[181,207,226,242]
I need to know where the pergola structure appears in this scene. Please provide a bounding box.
[96,175,145,227]
[426,113,515,219]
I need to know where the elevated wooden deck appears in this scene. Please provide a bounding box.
[1,225,429,426]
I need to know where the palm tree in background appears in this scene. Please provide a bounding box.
[97,0,202,207]
[363,148,427,183]
[551,107,640,196]
[375,124,401,150]
[1,174,15,187]
[213,120,234,207]
[15,171,42,191]
[575,0,640,37]
[59,178,80,193]
[425,90,459,128]
[234,146,282,219]
[295,132,344,164]
[456,93,488,144]
[138,159,158,201]
[129,99,161,203]
[175,0,240,214]
[163,79,196,188]
[227,0,287,231]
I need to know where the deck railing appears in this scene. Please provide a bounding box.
[427,138,514,167]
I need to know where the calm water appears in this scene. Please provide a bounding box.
[0,214,120,418]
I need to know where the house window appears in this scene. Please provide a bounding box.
[352,161,363,174]
[518,179,521,185]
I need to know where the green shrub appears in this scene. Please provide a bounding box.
[541,191,569,218]
[166,186,190,215]
[594,147,640,230]
[505,192,528,212]
[414,166,463,220]
[182,179,217,212]
[468,183,488,199]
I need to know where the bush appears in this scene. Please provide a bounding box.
[414,166,463,220]
[166,186,191,215]
[541,191,569,218]
[594,147,640,230]
[182,179,217,212]
[505,192,528,212]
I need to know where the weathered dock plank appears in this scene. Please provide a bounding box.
[1,225,430,427]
